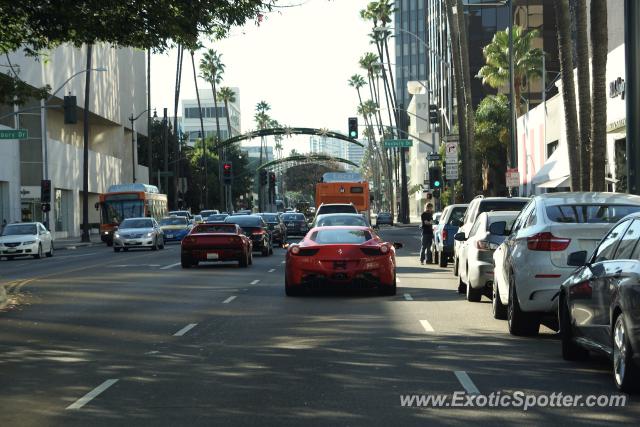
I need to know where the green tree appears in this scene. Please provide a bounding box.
[200,49,225,144]
[217,86,236,139]
[475,95,510,195]
[477,25,544,117]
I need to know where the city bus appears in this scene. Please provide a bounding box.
[97,183,168,245]
[315,172,371,221]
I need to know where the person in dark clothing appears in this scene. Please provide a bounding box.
[420,203,434,264]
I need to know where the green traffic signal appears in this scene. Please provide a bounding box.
[434,180,441,188]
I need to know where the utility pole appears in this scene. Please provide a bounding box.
[626,0,640,194]
[147,49,152,185]
[81,44,93,243]
[163,108,168,195]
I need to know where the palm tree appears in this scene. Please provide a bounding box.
[590,0,608,191]
[554,0,580,191]
[217,86,236,140]
[477,26,544,117]
[190,50,208,208]
[199,49,225,146]
[359,53,385,135]
[575,0,590,190]
[348,74,367,109]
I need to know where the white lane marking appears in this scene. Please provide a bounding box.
[403,293,413,301]
[223,296,237,304]
[250,280,260,285]
[268,268,275,273]
[454,371,480,395]
[66,379,119,410]
[148,264,161,267]
[160,262,181,270]
[281,260,286,264]
[419,320,435,332]
[397,277,402,283]
[173,323,198,336]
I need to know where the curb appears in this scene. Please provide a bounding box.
[55,242,102,251]
[0,285,7,310]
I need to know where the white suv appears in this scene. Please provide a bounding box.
[493,192,640,335]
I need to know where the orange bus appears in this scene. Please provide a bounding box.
[315,172,371,219]
[97,183,168,245]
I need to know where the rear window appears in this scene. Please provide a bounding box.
[318,205,358,215]
[310,229,372,244]
[545,205,640,223]
[193,224,236,233]
[478,201,527,214]
[447,207,466,225]
[225,216,263,227]
[283,214,305,221]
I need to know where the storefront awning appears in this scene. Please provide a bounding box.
[531,145,570,188]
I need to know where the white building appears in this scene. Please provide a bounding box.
[345,142,365,171]
[309,135,346,159]
[242,145,274,160]
[0,43,148,238]
[407,91,436,219]
[181,88,241,146]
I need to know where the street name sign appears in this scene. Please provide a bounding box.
[383,139,412,148]
[427,153,441,161]
[0,129,28,139]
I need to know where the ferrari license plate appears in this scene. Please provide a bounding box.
[207,252,219,260]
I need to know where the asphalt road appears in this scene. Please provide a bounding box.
[0,227,638,426]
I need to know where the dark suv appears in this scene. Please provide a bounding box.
[259,213,287,245]
[225,215,273,256]
[281,213,309,237]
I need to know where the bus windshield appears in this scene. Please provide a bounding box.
[102,199,144,224]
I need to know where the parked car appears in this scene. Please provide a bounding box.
[259,212,288,245]
[454,196,529,277]
[205,214,229,223]
[311,213,369,228]
[493,192,640,336]
[455,211,520,302]
[315,203,358,216]
[159,216,192,242]
[376,212,393,227]
[0,222,53,260]
[113,217,164,252]
[559,213,640,392]
[432,203,468,267]
[281,212,309,237]
[181,223,252,268]
[225,215,273,256]
[284,226,401,296]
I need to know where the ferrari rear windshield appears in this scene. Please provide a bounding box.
[193,224,237,233]
[310,229,372,244]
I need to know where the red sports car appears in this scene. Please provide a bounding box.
[181,223,252,268]
[285,226,401,296]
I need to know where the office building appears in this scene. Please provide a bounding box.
[181,88,241,146]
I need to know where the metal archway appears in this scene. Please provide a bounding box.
[213,127,364,151]
[256,154,359,171]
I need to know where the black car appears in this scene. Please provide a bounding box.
[376,212,393,227]
[281,213,309,237]
[225,215,273,256]
[259,213,287,245]
[560,213,640,392]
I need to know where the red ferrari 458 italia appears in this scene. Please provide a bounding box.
[181,223,253,268]
[285,226,401,296]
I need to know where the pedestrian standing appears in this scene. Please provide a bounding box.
[420,203,434,264]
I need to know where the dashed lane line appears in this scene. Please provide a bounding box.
[66,379,119,410]
[454,371,480,395]
[160,262,181,270]
[250,280,260,285]
[419,319,435,333]
[268,268,276,273]
[223,296,237,304]
[403,293,413,301]
[173,323,198,337]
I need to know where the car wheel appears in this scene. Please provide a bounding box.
[181,255,192,268]
[46,243,54,257]
[453,256,459,276]
[261,244,269,257]
[239,252,249,268]
[114,247,121,252]
[159,238,165,249]
[492,280,508,320]
[559,295,589,361]
[508,274,540,336]
[466,274,482,302]
[381,274,397,296]
[106,240,113,247]
[613,313,640,392]
[34,244,43,259]
[285,276,300,297]
[439,252,447,268]
[151,238,158,251]
[249,252,253,265]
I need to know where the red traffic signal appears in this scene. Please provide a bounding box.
[223,162,232,175]
[269,172,276,185]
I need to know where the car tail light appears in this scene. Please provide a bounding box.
[476,240,499,250]
[527,232,571,251]
[298,248,319,256]
[442,229,448,242]
[252,230,265,235]
[569,281,592,299]
[361,246,388,256]
[290,245,300,255]
[380,244,390,254]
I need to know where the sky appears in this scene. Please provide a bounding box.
[150,0,383,153]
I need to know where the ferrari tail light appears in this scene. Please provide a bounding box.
[290,246,319,256]
[380,244,390,254]
[361,246,387,256]
[290,245,300,255]
[527,232,571,251]
[569,281,592,299]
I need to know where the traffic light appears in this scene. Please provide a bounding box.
[41,179,51,203]
[63,96,77,124]
[428,166,442,189]
[348,117,358,139]
[433,188,441,199]
[259,170,268,186]
[223,162,232,185]
[268,172,276,203]
[429,104,438,124]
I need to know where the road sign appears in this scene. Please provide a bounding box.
[445,142,458,161]
[383,139,412,148]
[506,168,520,188]
[443,134,459,142]
[427,153,441,161]
[445,164,459,180]
[0,129,28,139]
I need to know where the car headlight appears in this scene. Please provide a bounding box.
[23,240,36,245]
[146,232,154,237]
[114,232,120,238]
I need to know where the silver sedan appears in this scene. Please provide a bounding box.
[113,217,165,252]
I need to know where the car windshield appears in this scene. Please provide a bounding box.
[1,224,37,236]
[261,214,280,223]
[206,214,228,222]
[119,219,153,229]
[319,205,357,214]
[225,216,263,227]
[283,214,305,221]
[310,229,372,244]
[193,224,236,234]
[545,204,640,223]
[448,207,467,225]
[479,201,527,214]
[160,217,188,226]
[316,215,367,227]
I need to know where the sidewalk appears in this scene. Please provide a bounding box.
[54,237,103,250]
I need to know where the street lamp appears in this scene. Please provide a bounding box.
[129,108,154,183]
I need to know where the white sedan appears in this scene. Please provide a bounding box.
[0,222,54,260]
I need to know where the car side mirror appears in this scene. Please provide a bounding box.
[567,250,588,267]
[489,221,507,236]
[393,242,403,249]
[454,232,467,242]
